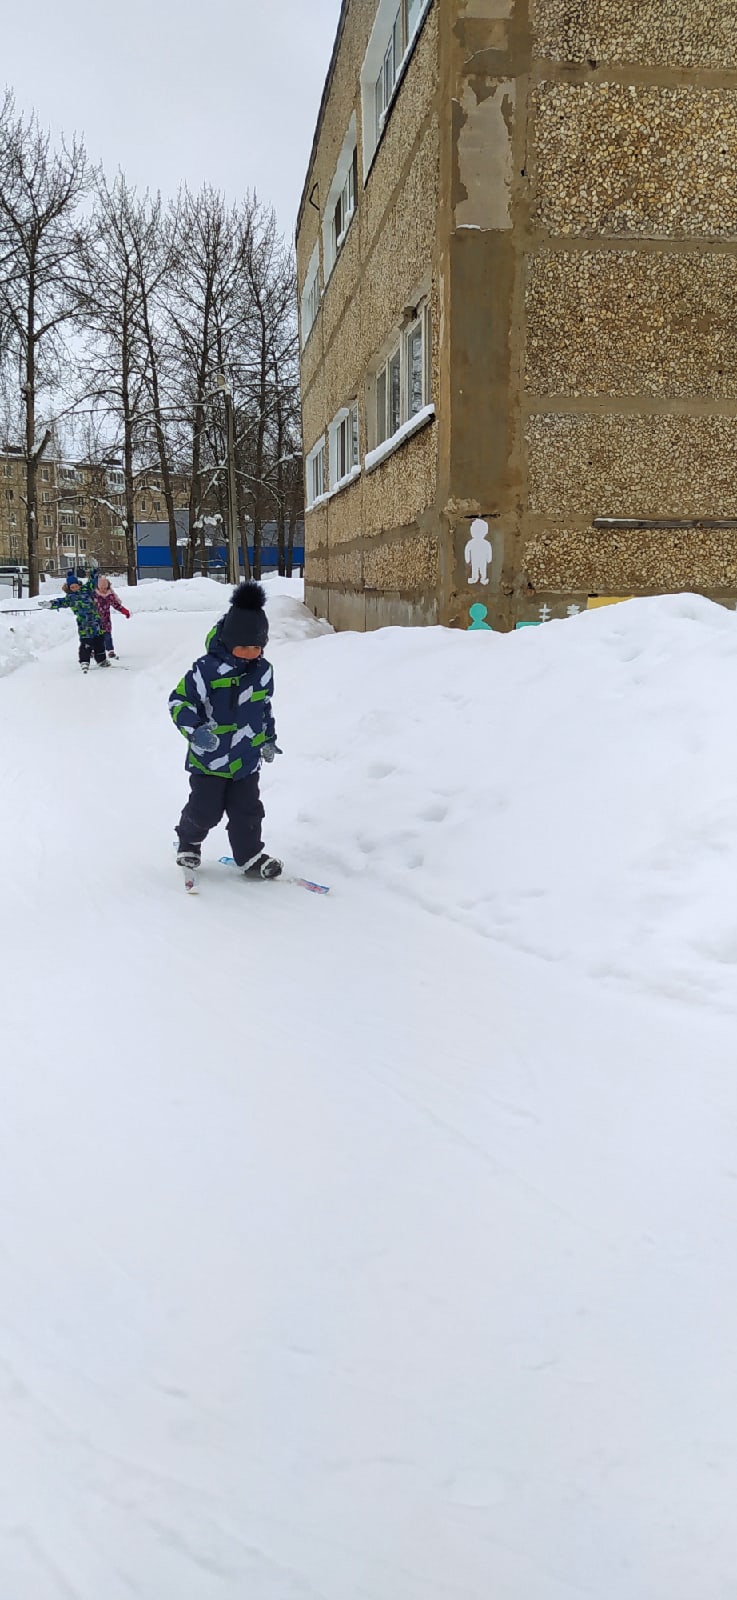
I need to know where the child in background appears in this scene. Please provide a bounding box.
[95,575,130,659]
[45,571,109,672]
[169,581,283,879]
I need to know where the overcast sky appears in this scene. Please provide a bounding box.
[3,0,341,240]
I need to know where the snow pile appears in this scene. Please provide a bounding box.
[0,573,317,679]
[3,585,737,1599]
[271,593,737,1009]
[0,602,75,677]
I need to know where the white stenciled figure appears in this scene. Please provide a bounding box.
[464,518,493,585]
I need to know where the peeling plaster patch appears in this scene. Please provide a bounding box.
[456,80,515,231]
[459,0,514,17]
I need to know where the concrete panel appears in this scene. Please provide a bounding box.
[365,593,439,628]
[526,251,737,398]
[531,0,737,70]
[527,412,737,518]
[363,533,439,591]
[525,526,737,593]
[327,589,368,631]
[533,83,737,239]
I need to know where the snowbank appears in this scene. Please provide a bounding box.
[0,573,318,677]
[2,586,737,1598]
[271,592,737,1010]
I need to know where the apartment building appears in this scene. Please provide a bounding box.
[297,0,737,631]
[0,451,189,577]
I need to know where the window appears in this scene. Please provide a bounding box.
[306,437,327,507]
[9,535,18,553]
[5,489,13,501]
[42,514,51,529]
[2,461,11,477]
[9,513,16,528]
[63,534,75,549]
[79,538,87,551]
[322,116,358,282]
[331,149,357,263]
[372,300,431,448]
[61,511,73,527]
[153,499,161,512]
[329,401,360,490]
[300,242,321,346]
[44,537,53,550]
[42,492,50,504]
[78,516,87,529]
[41,466,50,482]
[140,497,147,512]
[362,0,430,173]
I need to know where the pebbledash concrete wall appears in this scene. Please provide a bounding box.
[299,0,737,632]
[297,1,442,631]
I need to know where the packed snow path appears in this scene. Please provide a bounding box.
[1,580,737,1599]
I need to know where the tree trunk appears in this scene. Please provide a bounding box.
[121,302,138,585]
[24,276,39,597]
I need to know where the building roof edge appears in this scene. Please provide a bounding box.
[295,0,351,249]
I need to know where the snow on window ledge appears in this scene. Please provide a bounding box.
[307,463,362,514]
[364,404,435,474]
[330,463,361,497]
[306,491,331,513]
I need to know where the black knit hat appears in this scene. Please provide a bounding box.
[220,581,269,651]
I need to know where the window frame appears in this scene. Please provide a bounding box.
[361,0,432,176]
[328,400,360,492]
[300,241,321,348]
[322,115,358,284]
[305,436,327,508]
[369,299,432,452]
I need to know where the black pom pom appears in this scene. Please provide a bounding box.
[230,581,266,611]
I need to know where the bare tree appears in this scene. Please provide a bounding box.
[80,172,150,583]
[0,98,87,594]
[129,191,182,579]
[167,187,248,577]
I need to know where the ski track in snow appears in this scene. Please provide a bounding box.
[1,580,737,1597]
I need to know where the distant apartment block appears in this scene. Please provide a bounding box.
[0,450,189,576]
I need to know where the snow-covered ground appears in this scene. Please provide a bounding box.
[1,579,737,1599]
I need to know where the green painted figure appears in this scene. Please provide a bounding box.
[468,603,492,631]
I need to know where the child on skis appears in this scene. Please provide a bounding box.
[45,570,109,671]
[94,575,130,659]
[169,581,283,880]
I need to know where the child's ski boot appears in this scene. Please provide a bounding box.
[241,852,283,880]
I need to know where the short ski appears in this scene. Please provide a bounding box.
[218,856,330,894]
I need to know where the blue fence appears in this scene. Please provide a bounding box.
[136,544,305,575]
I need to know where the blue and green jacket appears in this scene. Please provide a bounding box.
[50,572,101,638]
[169,619,277,779]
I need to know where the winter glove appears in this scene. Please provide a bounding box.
[261,742,282,763]
[190,724,219,755]
[121,607,131,619]
[37,600,53,610]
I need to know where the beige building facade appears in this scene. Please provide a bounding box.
[0,450,189,579]
[297,0,737,632]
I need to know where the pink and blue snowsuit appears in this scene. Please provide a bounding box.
[94,585,129,654]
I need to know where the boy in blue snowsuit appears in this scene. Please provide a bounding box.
[46,570,109,671]
[169,581,283,879]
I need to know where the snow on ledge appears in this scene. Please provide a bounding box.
[331,463,361,498]
[364,405,435,474]
[307,463,362,514]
